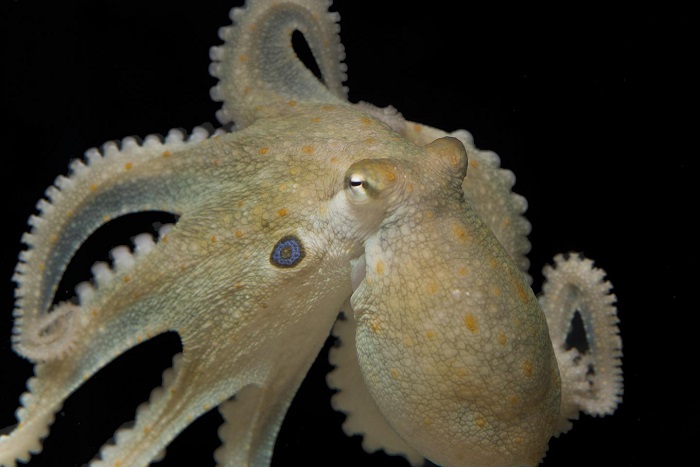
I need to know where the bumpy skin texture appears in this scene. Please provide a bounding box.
[348,138,560,466]
[0,1,622,466]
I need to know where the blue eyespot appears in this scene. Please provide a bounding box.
[270,235,305,268]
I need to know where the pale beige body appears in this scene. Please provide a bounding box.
[1,1,622,466]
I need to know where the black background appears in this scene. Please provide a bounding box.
[0,1,692,466]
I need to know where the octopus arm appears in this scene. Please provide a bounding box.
[214,363,314,466]
[539,253,623,434]
[11,127,223,363]
[1,127,239,464]
[210,0,348,128]
[0,220,188,465]
[209,275,353,466]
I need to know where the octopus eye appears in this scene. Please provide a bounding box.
[344,159,397,205]
[346,173,370,202]
[270,235,306,268]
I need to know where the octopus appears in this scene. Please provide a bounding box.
[0,1,623,466]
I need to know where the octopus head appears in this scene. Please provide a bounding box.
[344,136,561,466]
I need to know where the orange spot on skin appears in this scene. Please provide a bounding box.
[359,116,373,125]
[509,394,520,405]
[390,368,400,379]
[364,137,377,144]
[458,267,468,276]
[258,147,269,155]
[239,54,248,62]
[244,86,252,94]
[311,117,321,123]
[39,262,46,272]
[90,184,97,192]
[455,367,469,377]
[413,123,422,132]
[92,308,98,317]
[235,230,243,238]
[162,151,172,157]
[464,313,478,333]
[406,183,414,193]
[102,215,111,223]
[492,286,502,296]
[235,282,243,290]
[287,100,297,106]
[322,104,335,111]
[277,208,288,217]
[475,416,487,428]
[426,282,438,294]
[523,359,534,377]
[498,332,507,345]
[301,145,314,155]
[515,280,529,302]
[423,416,433,426]
[426,329,436,340]
[370,321,381,333]
[211,235,217,243]
[453,224,468,243]
[375,260,385,275]
[489,257,499,268]
[470,159,479,168]
[385,170,396,182]
[123,275,130,283]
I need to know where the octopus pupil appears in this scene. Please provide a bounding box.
[270,235,305,268]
